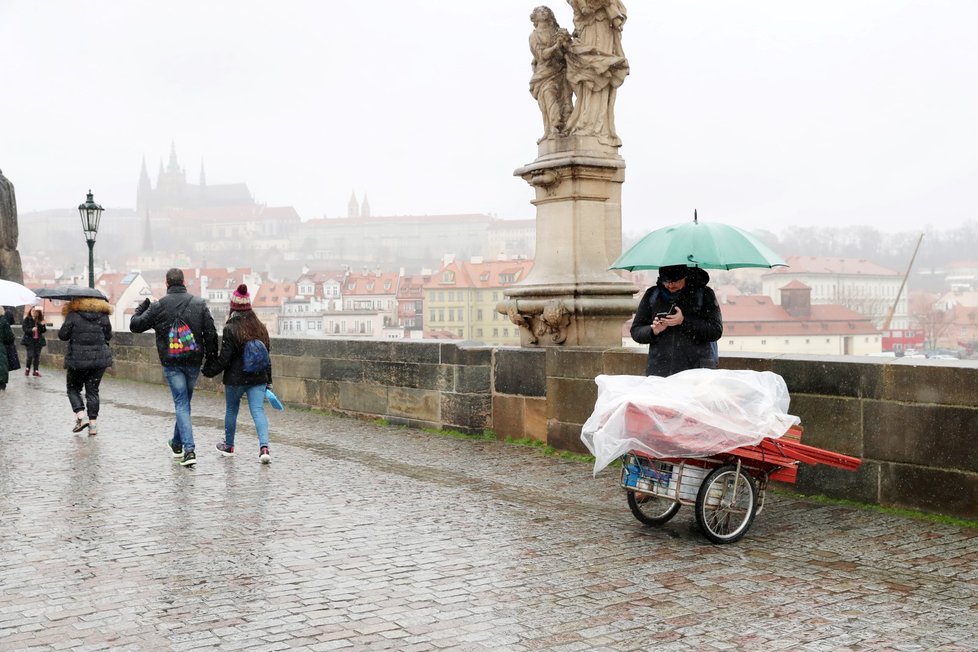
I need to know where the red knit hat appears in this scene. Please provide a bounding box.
[230,283,252,312]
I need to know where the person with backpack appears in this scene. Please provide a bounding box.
[202,284,274,464]
[58,296,113,435]
[630,265,723,377]
[130,268,218,467]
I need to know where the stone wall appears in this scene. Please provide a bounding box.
[41,332,978,520]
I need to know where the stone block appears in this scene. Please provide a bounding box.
[864,401,978,473]
[391,340,441,364]
[794,460,879,505]
[879,462,978,519]
[494,348,545,396]
[322,358,364,383]
[275,355,320,379]
[524,397,547,443]
[600,349,646,376]
[440,342,492,366]
[546,376,598,424]
[492,394,525,440]
[441,393,491,430]
[546,347,606,380]
[454,365,490,393]
[719,353,774,373]
[338,381,387,415]
[548,420,590,455]
[881,361,978,406]
[773,357,882,399]
[363,360,441,390]
[388,386,440,421]
[789,394,863,457]
[319,380,340,410]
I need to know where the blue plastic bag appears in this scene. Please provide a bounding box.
[265,387,284,411]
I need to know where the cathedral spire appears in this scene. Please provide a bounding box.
[347,191,359,218]
[137,155,152,215]
[360,192,371,218]
[199,159,206,187]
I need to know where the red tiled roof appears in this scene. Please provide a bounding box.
[423,259,533,290]
[719,294,878,336]
[252,282,296,308]
[766,256,898,276]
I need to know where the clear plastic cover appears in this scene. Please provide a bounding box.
[581,369,801,475]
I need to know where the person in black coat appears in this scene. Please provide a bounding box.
[21,307,47,376]
[203,284,274,463]
[59,297,113,435]
[129,268,219,467]
[0,308,14,390]
[630,265,723,377]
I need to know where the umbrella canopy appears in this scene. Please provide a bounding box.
[0,279,39,306]
[610,213,787,271]
[34,285,108,301]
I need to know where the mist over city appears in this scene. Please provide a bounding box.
[3,0,978,355]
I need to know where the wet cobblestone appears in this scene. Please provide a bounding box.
[2,371,977,650]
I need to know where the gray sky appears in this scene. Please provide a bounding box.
[2,0,976,236]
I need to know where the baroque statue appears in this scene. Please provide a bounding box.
[529,6,573,142]
[529,2,630,147]
[0,168,25,285]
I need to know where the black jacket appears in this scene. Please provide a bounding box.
[204,312,273,386]
[129,285,218,367]
[58,298,113,370]
[630,269,723,377]
[21,315,47,347]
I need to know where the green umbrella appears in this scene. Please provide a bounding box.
[610,211,787,271]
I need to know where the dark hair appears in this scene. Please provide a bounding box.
[165,268,185,287]
[233,310,270,348]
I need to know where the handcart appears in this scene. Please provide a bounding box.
[620,424,861,544]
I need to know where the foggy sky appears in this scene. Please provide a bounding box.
[1,0,976,236]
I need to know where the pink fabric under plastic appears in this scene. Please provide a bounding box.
[580,369,801,475]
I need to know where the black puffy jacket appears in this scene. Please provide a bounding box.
[129,285,218,367]
[204,312,273,387]
[59,298,113,370]
[630,269,723,377]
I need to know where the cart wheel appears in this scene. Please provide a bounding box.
[627,490,681,526]
[694,464,758,544]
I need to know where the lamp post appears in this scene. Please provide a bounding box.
[78,190,104,288]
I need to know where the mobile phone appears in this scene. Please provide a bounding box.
[655,305,677,319]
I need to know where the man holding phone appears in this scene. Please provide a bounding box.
[629,264,723,377]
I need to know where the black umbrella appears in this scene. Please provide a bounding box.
[34,285,108,301]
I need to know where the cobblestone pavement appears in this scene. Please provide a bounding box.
[1,370,977,651]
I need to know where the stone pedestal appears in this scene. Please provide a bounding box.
[497,136,637,347]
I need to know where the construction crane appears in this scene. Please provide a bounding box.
[881,232,924,331]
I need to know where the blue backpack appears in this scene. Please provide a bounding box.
[648,286,720,367]
[242,339,271,374]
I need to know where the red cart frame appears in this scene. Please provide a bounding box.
[621,424,861,544]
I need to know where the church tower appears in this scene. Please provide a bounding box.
[347,191,359,218]
[136,156,152,215]
[360,193,371,218]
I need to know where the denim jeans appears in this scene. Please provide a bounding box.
[224,383,269,448]
[164,365,200,452]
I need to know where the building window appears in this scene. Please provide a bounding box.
[785,340,789,345]
[493,328,499,337]
[761,340,766,345]
[476,328,483,337]
[477,309,483,320]
[728,340,734,346]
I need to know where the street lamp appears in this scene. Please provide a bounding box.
[78,190,104,288]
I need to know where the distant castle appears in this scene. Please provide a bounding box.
[136,143,254,215]
[346,191,371,218]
